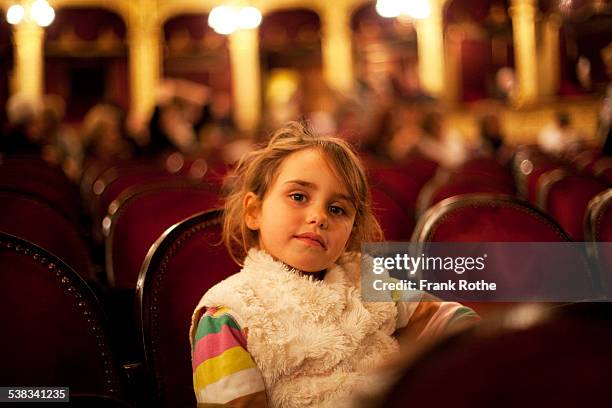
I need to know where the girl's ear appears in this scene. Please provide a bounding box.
[243,192,261,230]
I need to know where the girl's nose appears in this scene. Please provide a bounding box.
[307,207,328,229]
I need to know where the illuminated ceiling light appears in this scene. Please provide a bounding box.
[31,0,55,27]
[376,0,401,18]
[238,6,262,29]
[6,4,25,25]
[32,0,55,27]
[400,0,431,19]
[208,5,239,35]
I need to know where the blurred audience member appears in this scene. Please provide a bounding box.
[82,103,133,163]
[39,95,83,180]
[478,113,504,155]
[142,79,211,157]
[537,111,582,156]
[388,103,425,161]
[415,111,469,168]
[599,44,612,156]
[1,93,43,156]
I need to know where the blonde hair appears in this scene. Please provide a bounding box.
[223,121,383,265]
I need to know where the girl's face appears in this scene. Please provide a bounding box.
[244,148,356,272]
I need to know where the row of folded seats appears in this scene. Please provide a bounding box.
[1,147,612,407]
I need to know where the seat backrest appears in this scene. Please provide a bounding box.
[382,304,612,407]
[105,181,220,289]
[537,169,608,240]
[456,157,515,186]
[412,194,594,301]
[413,194,570,243]
[0,232,123,397]
[0,166,81,223]
[368,165,422,211]
[512,146,563,202]
[585,189,612,295]
[0,190,94,280]
[91,163,178,242]
[371,188,415,241]
[137,209,237,408]
[398,153,439,186]
[417,172,515,216]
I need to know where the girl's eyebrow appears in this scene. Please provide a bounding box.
[284,179,352,202]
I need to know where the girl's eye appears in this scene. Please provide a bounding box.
[329,205,345,216]
[289,193,306,202]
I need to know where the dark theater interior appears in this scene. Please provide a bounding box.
[1,0,612,406]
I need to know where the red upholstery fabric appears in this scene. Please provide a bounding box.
[398,153,439,186]
[456,157,514,187]
[0,191,94,280]
[417,195,569,242]
[512,146,561,202]
[412,195,593,302]
[90,163,179,242]
[95,168,178,223]
[137,209,237,408]
[383,305,612,407]
[599,166,612,185]
[423,175,515,213]
[81,159,120,207]
[585,189,612,296]
[527,162,563,203]
[543,175,608,240]
[371,188,415,241]
[368,166,422,211]
[0,233,123,397]
[107,183,220,289]
[0,161,81,223]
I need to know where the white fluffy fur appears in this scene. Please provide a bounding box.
[191,249,400,407]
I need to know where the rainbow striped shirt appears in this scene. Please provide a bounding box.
[191,302,477,407]
[191,307,267,407]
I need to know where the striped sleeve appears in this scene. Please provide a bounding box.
[192,307,268,407]
[396,294,480,340]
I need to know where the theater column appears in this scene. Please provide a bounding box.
[539,13,561,98]
[12,20,44,98]
[229,28,261,133]
[414,0,446,99]
[321,4,354,93]
[128,14,160,124]
[510,0,539,106]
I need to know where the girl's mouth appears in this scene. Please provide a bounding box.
[294,232,326,249]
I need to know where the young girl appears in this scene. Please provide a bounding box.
[190,122,478,407]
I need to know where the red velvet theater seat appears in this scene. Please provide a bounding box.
[537,169,608,240]
[398,152,439,186]
[412,194,595,305]
[0,166,81,224]
[456,157,515,187]
[371,188,415,241]
[92,164,181,233]
[0,232,124,398]
[417,172,515,216]
[585,189,612,296]
[368,165,423,212]
[0,191,94,281]
[382,303,612,407]
[414,194,571,243]
[105,181,220,289]
[512,145,565,203]
[137,209,237,408]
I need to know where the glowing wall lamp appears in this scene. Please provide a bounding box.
[208,5,262,35]
[375,0,431,20]
[6,0,55,27]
